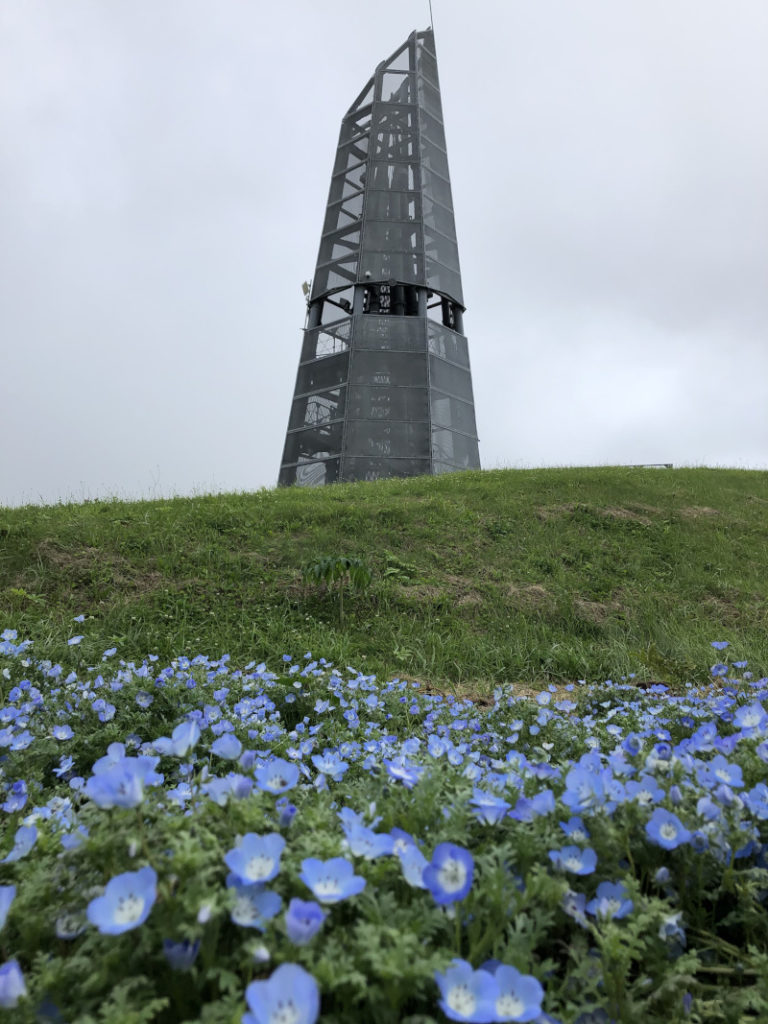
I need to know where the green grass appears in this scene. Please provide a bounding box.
[2,466,767,694]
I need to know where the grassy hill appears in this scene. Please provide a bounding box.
[2,466,767,692]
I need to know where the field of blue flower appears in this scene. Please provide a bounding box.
[1,625,767,1023]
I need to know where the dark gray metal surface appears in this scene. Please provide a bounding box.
[279,28,480,486]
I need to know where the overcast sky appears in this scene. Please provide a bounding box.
[2,1,767,508]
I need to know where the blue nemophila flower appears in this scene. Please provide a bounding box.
[0,959,27,1009]
[154,720,201,757]
[710,641,730,650]
[434,959,496,1023]
[300,857,366,903]
[210,733,242,760]
[696,755,744,789]
[471,788,511,825]
[625,774,665,807]
[227,876,282,929]
[1,780,27,813]
[645,808,691,850]
[548,846,597,875]
[87,866,157,934]
[733,701,768,732]
[84,756,161,809]
[559,818,590,843]
[398,843,429,889]
[67,635,84,646]
[383,755,424,789]
[162,938,200,971]
[243,963,319,1024]
[483,962,545,1023]
[275,796,298,828]
[311,750,349,781]
[659,911,687,947]
[342,823,395,859]
[254,757,300,794]
[743,783,768,819]
[284,898,327,945]
[1,825,37,864]
[224,833,285,884]
[424,843,474,905]
[52,725,74,741]
[586,881,633,921]
[561,766,605,813]
[0,886,15,930]
[562,888,588,928]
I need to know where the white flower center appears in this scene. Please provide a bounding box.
[267,775,287,791]
[245,854,274,881]
[269,999,300,1024]
[715,769,731,782]
[496,992,525,1017]
[600,897,621,917]
[446,984,476,1015]
[438,858,467,893]
[313,876,341,898]
[233,894,260,924]
[114,893,145,924]
[660,823,678,841]
[564,855,582,872]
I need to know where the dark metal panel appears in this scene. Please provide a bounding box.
[289,387,346,431]
[424,227,460,272]
[280,457,342,487]
[295,352,349,394]
[422,196,456,240]
[342,457,431,482]
[282,421,344,464]
[358,250,423,284]
[345,419,431,458]
[301,320,352,361]
[364,190,419,222]
[428,356,474,401]
[350,350,428,386]
[347,385,429,421]
[430,391,478,434]
[362,220,422,254]
[431,428,480,468]
[425,259,463,305]
[426,324,469,367]
[355,316,426,351]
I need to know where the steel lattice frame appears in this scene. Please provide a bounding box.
[279,28,480,486]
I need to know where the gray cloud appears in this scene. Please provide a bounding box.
[2,1,766,506]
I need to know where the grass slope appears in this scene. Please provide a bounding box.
[2,467,767,693]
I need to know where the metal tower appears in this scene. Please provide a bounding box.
[279,28,480,486]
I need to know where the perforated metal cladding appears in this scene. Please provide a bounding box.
[279,28,480,486]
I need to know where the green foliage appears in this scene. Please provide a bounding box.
[302,554,372,624]
[1,468,767,695]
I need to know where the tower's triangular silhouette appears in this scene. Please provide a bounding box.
[279,29,480,486]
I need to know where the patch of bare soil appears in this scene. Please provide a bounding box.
[507,583,555,611]
[573,590,628,624]
[678,506,719,518]
[24,539,165,595]
[395,583,444,602]
[536,503,661,525]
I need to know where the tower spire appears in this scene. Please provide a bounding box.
[279,29,480,486]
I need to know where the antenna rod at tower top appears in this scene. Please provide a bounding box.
[428,0,434,30]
